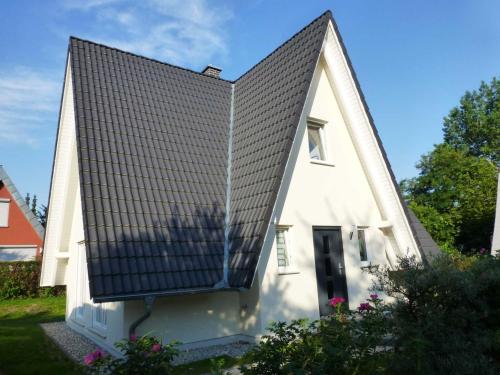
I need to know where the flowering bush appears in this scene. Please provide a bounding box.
[84,334,179,374]
[241,295,392,374]
[241,255,500,374]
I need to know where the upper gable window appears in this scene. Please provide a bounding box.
[307,118,328,162]
[0,198,10,227]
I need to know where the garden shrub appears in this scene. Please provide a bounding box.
[84,334,179,374]
[373,255,500,374]
[241,255,500,375]
[0,261,65,299]
[241,295,392,374]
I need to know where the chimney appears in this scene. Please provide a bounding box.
[202,65,222,78]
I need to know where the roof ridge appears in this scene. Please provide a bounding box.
[234,10,331,82]
[68,36,233,83]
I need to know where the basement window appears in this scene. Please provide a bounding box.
[0,198,10,227]
[276,226,298,274]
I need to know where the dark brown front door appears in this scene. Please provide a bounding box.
[313,228,348,316]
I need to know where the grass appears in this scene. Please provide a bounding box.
[0,296,247,374]
[0,296,84,374]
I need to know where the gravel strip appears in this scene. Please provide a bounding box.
[40,321,99,364]
[172,341,253,365]
[41,321,253,368]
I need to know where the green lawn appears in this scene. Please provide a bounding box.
[0,296,83,374]
[0,296,246,374]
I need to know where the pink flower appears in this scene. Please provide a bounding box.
[84,349,104,366]
[151,343,161,352]
[130,334,138,342]
[370,294,379,300]
[329,297,346,307]
[84,353,94,366]
[358,302,373,312]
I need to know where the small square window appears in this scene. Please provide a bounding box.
[307,125,326,161]
[358,229,368,262]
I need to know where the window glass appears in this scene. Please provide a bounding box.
[308,126,325,160]
[0,199,10,227]
[93,303,107,330]
[276,229,290,268]
[358,229,368,261]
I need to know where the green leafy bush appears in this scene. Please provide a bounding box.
[84,334,179,374]
[0,261,64,299]
[241,295,392,374]
[241,255,500,375]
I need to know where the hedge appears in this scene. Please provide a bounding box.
[0,261,65,299]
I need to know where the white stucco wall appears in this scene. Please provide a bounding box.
[64,177,125,356]
[123,291,245,348]
[254,59,398,330]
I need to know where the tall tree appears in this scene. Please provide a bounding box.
[402,78,499,254]
[402,144,497,253]
[443,77,500,166]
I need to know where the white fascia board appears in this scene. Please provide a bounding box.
[41,54,77,286]
[321,21,421,261]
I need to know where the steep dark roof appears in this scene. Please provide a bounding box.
[407,209,442,262]
[229,13,330,286]
[67,10,437,302]
[70,38,232,299]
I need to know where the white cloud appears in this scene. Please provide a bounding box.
[62,0,123,11]
[61,0,232,67]
[0,67,59,145]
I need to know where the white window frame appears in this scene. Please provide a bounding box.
[307,117,333,166]
[0,198,10,227]
[357,227,370,266]
[275,225,299,275]
[91,301,107,333]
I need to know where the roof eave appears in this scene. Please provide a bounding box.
[92,285,240,303]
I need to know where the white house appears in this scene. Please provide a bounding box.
[40,11,440,355]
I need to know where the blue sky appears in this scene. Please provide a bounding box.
[1,0,499,204]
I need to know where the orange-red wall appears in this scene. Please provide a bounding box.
[0,183,43,256]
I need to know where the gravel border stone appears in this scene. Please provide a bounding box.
[41,321,253,369]
[40,321,98,364]
[172,341,253,365]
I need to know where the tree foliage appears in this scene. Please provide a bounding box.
[402,78,499,254]
[443,77,500,166]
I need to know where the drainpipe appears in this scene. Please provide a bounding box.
[129,295,155,337]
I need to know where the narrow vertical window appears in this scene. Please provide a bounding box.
[358,229,368,262]
[276,226,297,274]
[276,228,290,268]
[0,198,10,227]
[92,302,107,331]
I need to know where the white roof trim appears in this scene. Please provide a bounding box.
[41,54,77,286]
[321,21,421,261]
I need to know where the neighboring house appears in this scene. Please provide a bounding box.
[0,166,44,261]
[492,173,500,254]
[40,11,440,354]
